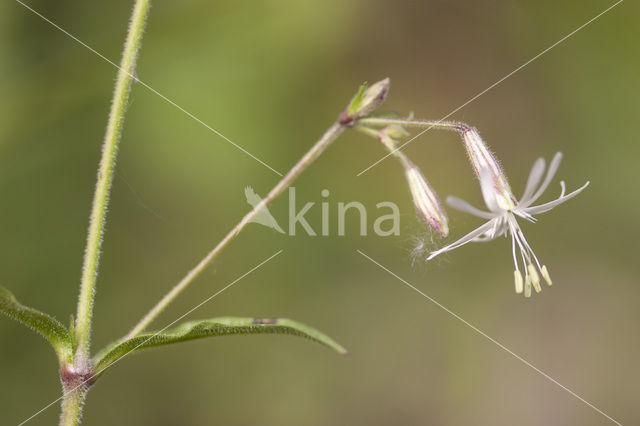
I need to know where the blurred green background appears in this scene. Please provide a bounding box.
[1,0,638,425]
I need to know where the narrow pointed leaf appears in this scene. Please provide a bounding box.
[94,317,347,372]
[0,286,72,361]
[346,83,367,116]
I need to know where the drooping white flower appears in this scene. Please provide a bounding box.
[427,151,589,297]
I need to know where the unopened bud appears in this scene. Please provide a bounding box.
[405,166,449,237]
[340,78,390,125]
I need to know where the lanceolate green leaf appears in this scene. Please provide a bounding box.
[0,286,72,362]
[94,317,347,372]
[346,83,368,117]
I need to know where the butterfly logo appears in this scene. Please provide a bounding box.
[244,186,285,234]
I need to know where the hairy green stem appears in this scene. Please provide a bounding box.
[124,122,346,339]
[59,385,87,426]
[357,117,468,132]
[75,0,151,362]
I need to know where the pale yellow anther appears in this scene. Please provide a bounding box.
[541,265,552,286]
[524,276,532,298]
[514,270,524,294]
[528,264,542,293]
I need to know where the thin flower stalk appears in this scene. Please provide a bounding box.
[356,125,448,236]
[124,79,391,339]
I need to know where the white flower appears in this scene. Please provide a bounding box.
[427,152,589,297]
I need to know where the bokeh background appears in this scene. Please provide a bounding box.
[1,0,638,425]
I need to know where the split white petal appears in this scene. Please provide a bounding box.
[520,157,546,204]
[446,196,496,219]
[523,152,563,207]
[524,181,589,216]
[427,220,497,260]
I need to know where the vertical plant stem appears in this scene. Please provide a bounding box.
[59,385,87,426]
[124,122,346,339]
[75,0,152,361]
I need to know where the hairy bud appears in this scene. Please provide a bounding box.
[340,78,390,125]
[405,165,449,237]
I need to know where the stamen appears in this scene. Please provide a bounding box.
[524,275,532,298]
[528,264,542,293]
[514,270,524,294]
[513,221,543,270]
[541,265,552,286]
[510,234,519,272]
[509,219,533,271]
